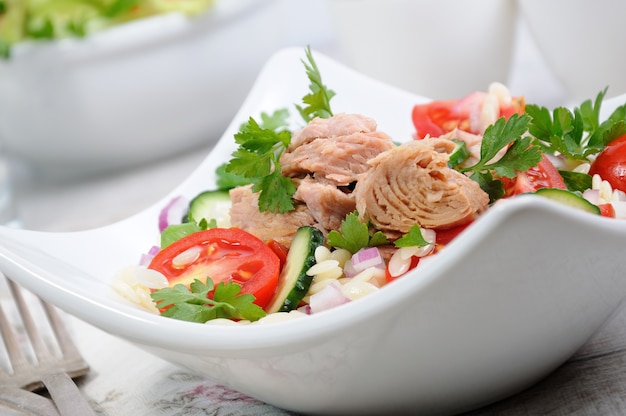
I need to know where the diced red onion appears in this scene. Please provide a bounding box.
[297,305,311,315]
[139,245,160,266]
[309,281,349,314]
[350,247,384,274]
[582,189,600,205]
[158,195,188,232]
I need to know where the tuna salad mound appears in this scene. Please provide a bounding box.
[230,113,488,246]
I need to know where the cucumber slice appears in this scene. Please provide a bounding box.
[183,190,232,227]
[533,188,600,215]
[267,226,325,313]
[448,139,470,168]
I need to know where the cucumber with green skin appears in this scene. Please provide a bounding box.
[183,190,232,227]
[267,226,325,313]
[533,188,600,215]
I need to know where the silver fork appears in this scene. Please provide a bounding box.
[0,275,96,416]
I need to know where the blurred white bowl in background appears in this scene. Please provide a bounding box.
[519,0,626,103]
[327,0,517,99]
[0,0,282,178]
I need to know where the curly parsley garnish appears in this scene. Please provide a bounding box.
[151,278,266,323]
[224,116,295,213]
[456,113,542,202]
[223,47,336,213]
[296,46,335,122]
[526,88,626,160]
[327,211,388,254]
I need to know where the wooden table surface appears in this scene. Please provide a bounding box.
[465,304,626,415]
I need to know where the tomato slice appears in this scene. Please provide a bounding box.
[148,228,280,309]
[412,91,525,139]
[599,203,616,218]
[589,134,626,193]
[266,239,288,269]
[435,222,472,246]
[502,154,566,197]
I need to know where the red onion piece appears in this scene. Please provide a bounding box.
[158,195,188,232]
[309,281,349,314]
[582,189,600,205]
[139,245,160,266]
[350,247,384,274]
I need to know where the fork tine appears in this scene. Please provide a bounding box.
[40,301,89,379]
[1,278,96,416]
[0,281,43,390]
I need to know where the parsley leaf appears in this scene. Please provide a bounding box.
[527,88,626,160]
[221,47,336,213]
[224,116,295,213]
[296,46,335,122]
[394,224,430,248]
[151,278,266,323]
[327,211,389,254]
[456,114,542,201]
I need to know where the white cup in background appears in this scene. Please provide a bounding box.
[326,0,517,99]
[518,0,626,103]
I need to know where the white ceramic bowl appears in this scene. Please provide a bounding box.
[0,0,282,177]
[327,0,517,99]
[519,0,626,102]
[1,48,626,415]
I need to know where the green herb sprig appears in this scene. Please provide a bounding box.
[296,46,335,122]
[151,278,266,323]
[394,224,430,248]
[327,211,389,254]
[456,113,542,202]
[224,115,296,213]
[526,88,626,160]
[223,47,336,213]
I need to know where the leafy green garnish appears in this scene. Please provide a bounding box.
[214,163,251,190]
[258,107,290,131]
[526,88,626,160]
[151,278,266,323]
[224,116,295,213]
[394,224,430,248]
[296,45,335,122]
[160,222,203,248]
[223,47,336,213]
[327,211,389,254]
[216,110,290,191]
[456,113,542,202]
[559,170,593,193]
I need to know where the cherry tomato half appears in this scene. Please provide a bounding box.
[589,134,626,193]
[501,154,566,197]
[148,228,280,309]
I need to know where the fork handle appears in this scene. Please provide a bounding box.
[40,372,97,416]
[0,386,61,416]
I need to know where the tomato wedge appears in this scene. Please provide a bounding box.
[412,91,525,139]
[501,154,566,197]
[148,228,280,309]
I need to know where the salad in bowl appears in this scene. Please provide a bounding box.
[114,47,626,327]
[1,47,626,416]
